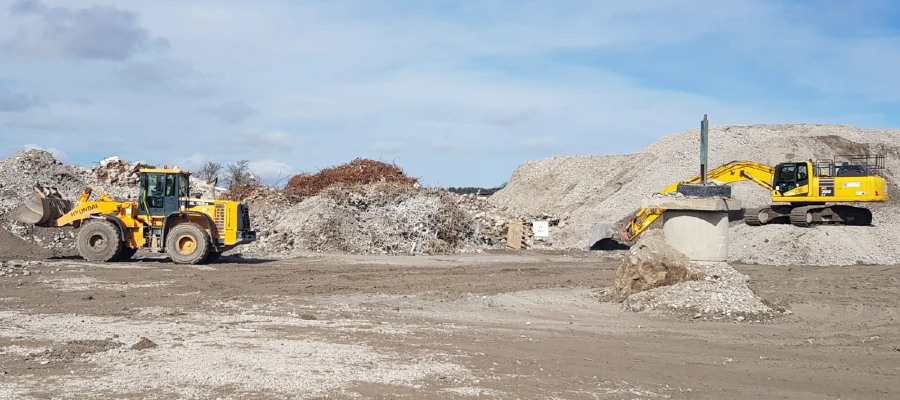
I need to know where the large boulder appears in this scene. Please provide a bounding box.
[613,229,698,300]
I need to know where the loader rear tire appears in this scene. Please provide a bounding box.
[166,223,211,265]
[77,219,122,263]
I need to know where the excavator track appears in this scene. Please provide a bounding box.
[743,207,767,226]
[743,205,792,226]
[789,205,816,227]
[789,205,873,227]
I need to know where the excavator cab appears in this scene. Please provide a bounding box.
[772,162,810,193]
[138,168,191,216]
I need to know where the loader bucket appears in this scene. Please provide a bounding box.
[8,185,73,227]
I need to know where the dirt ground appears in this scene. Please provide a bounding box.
[0,249,898,399]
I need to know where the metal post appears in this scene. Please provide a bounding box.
[700,114,709,185]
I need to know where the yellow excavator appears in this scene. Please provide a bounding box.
[9,166,256,264]
[615,155,888,242]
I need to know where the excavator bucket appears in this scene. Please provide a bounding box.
[589,222,624,248]
[8,184,73,227]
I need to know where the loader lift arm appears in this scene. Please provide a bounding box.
[618,161,775,241]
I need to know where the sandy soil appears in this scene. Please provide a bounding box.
[0,250,898,399]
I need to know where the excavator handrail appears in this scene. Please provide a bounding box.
[619,160,776,241]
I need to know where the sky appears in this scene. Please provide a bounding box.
[1,0,900,187]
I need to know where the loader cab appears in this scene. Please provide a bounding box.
[138,168,191,216]
[772,161,810,193]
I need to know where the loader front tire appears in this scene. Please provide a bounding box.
[166,223,211,265]
[77,219,122,263]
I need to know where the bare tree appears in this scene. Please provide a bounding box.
[224,159,260,188]
[197,161,223,182]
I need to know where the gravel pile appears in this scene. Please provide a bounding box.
[490,124,900,266]
[0,225,55,260]
[621,261,774,321]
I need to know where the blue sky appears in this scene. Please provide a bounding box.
[1,0,899,187]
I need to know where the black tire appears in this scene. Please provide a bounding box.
[165,223,211,265]
[77,219,122,262]
[676,183,732,198]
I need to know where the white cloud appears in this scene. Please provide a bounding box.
[24,143,67,161]
[174,153,208,171]
[247,159,295,186]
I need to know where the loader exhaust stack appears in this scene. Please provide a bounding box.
[9,184,73,227]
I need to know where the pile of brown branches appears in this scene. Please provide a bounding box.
[285,158,418,198]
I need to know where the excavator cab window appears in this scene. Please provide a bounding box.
[773,163,809,193]
[139,172,181,216]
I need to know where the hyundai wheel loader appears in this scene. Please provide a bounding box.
[603,154,887,243]
[9,167,256,264]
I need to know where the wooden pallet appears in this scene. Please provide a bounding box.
[506,220,528,249]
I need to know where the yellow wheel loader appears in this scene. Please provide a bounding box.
[9,167,256,264]
[611,155,887,242]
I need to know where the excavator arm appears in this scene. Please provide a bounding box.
[618,161,775,241]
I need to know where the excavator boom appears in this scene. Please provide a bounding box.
[618,161,775,241]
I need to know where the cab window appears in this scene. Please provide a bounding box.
[797,164,808,181]
[147,174,165,196]
[777,164,795,183]
[178,175,190,197]
[165,174,176,196]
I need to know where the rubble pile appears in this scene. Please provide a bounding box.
[599,229,774,320]
[454,193,521,247]
[285,158,419,198]
[245,183,508,256]
[621,261,775,321]
[91,156,142,188]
